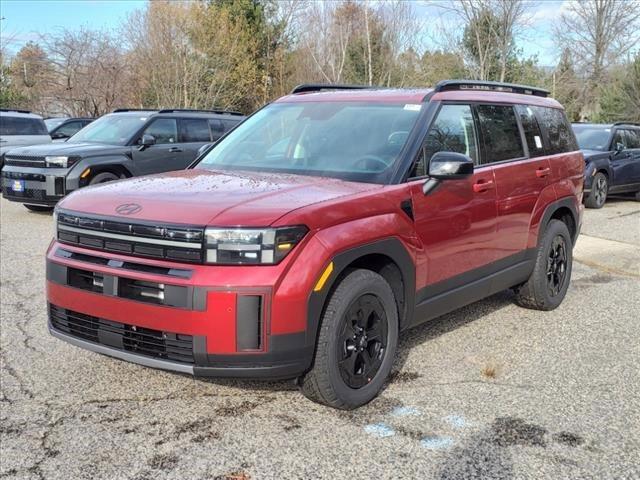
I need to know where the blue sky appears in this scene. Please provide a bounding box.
[1,0,564,66]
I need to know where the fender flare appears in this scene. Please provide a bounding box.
[304,237,416,356]
[538,197,580,246]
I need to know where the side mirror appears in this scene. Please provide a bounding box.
[614,142,625,153]
[423,151,474,195]
[138,134,156,151]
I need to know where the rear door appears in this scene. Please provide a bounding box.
[624,129,640,185]
[409,103,499,288]
[610,129,640,187]
[479,104,549,259]
[177,118,213,167]
[131,118,181,175]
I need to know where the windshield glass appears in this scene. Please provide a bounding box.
[67,114,149,145]
[44,118,66,131]
[573,125,611,151]
[195,102,422,183]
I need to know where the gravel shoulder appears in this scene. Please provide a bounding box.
[1,197,639,480]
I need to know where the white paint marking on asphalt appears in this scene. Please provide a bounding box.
[421,435,454,450]
[364,423,395,438]
[391,406,421,417]
[444,414,468,429]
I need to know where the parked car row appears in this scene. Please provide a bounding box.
[1,108,244,210]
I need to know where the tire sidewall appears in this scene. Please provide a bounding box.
[534,220,573,310]
[89,172,119,185]
[325,272,398,407]
[594,172,608,208]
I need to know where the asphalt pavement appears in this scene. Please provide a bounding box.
[1,196,639,479]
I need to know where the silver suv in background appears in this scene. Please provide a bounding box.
[0,109,51,166]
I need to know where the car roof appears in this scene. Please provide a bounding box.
[109,109,244,119]
[278,86,562,108]
[0,109,44,119]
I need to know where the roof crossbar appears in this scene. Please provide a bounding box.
[290,83,372,94]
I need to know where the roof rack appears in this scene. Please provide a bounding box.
[157,108,244,116]
[290,83,372,94]
[612,122,640,127]
[0,108,32,114]
[434,80,549,98]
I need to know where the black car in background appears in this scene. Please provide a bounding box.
[45,117,94,141]
[1,108,245,211]
[573,122,640,208]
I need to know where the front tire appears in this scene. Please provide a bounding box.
[89,172,119,185]
[514,219,573,311]
[585,172,608,208]
[300,269,399,409]
[23,204,54,212]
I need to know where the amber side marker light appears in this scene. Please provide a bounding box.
[80,168,91,179]
[314,262,334,292]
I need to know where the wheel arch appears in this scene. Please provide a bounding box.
[306,238,416,355]
[538,197,579,246]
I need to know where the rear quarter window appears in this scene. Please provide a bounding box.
[0,116,48,136]
[180,118,211,142]
[533,107,577,154]
[516,105,546,158]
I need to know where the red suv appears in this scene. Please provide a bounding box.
[46,80,584,409]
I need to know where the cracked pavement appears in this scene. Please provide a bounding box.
[1,196,639,479]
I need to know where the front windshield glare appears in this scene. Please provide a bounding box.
[67,114,148,145]
[196,102,422,183]
[573,126,611,151]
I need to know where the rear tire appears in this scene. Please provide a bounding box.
[300,269,398,409]
[514,219,573,311]
[23,204,54,212]
[89,172,119,185]
[584,172,608,208]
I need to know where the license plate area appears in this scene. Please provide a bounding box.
[11,180,25,192]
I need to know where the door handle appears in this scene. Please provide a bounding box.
[536,167,551,178]
[473,179,494,193]
[168,147,183,153]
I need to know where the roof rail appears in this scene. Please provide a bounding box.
[612,122,640,127]
[0,108,32,114]
[434,80,549,98]
[112,108,155,113]
[157,108,244,116]
[290,83,372,94]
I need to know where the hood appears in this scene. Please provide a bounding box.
[58,169,380,226]
[4,142,128,157]
[580,149,610,161]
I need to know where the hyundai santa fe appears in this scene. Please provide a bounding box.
[46,80,584,409]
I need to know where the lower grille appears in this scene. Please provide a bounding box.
[3,188,60,203]
[49,305,195,364]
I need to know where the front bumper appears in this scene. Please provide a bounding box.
[1,166,69,205]
[46,241,319,379]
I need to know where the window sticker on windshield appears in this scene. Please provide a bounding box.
[140,117,147,121]
[404,104,421,111]
[534,135,542,149]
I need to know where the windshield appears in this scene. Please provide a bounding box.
[573,125,611,151]
[195,101,422,183]
[67,114,149,145]
[45,118,66,131]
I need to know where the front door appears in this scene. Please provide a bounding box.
[611,129,640,187]
[131,118,181,175]
[409,104,499,292]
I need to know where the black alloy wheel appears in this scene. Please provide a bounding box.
[547,235,568,297]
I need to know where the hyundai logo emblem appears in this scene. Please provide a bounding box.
[115,203,142,215]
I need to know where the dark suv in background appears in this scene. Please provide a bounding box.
[1,108,245,211]
[573,122,640,208]
[45,117,95,142]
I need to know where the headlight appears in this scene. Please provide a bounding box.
[204,226,308,264]
[45,156,79,168]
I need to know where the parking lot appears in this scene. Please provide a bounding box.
[1,196,639,479]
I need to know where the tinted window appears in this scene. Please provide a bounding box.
[516,105,545,157]
[44,118,66,131]
[209,119,224,140]
[411,104,477,177]
[612,130,627,149]
[69,114,148,145]
[625,129,640,149]
[476,105,524,163]
[55,121,84,137]
[0,116,48,135]
[534,107,576,154]
[142,118,177,144]
[180,118,211,142]
[572,125,612,151]
[221,119,240,132]
[197,102,421,184]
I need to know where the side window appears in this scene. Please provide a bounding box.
[476,104,524,163]
[0,117,48,135]
[533,107,576,154]
[180,118,211,142]
[625,129,640,149]
[516,105,545,158]
[221,119,240,132]
[141,118,177,144]
[209,119,224,140]
[410,104,477,178]
[55,121,83,137]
